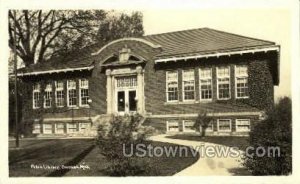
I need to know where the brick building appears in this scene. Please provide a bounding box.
[17,28,280,136]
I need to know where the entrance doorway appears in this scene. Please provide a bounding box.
[115,76,137,114]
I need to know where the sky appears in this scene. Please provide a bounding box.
[142,9,291,99]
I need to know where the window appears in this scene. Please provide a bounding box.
[55,81,64,107]
[79,123,90,132]
[167,120,179,132]
[43,124,53,134]
[235,65,249,98]
[67,123,77,133]
[166,71,178,102]
[55,123,65,134]
[79,79,89,106]
[67,80,77,107]
[183,120,195,132]
[217,119,232,132]
[236,119,251,132]
[116,76,137,88]
[199,68,212,100]
[44,82,52,108]
[199,122,214,132]
[33,124,41,134]
[33,83,41,109]
[182,69,195,101]
[217,66,230,100]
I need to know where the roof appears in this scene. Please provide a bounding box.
[144,27,277,59]
[17,27,279,76]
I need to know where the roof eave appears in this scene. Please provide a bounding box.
[154,45,280,63]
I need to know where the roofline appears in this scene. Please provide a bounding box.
[16,66,94,77]
[154,45,280,63]
[91,38,161,56]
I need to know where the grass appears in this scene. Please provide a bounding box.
[9,139,199,177]
[166,134,250,151]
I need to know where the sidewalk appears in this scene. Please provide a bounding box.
[148,134,250,176]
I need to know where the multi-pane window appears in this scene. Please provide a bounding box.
[79,123,90,132]
[43,124,53,134]
[199,122,214,132]
[183,120,195,132]
[79,79,89,106]
[199,68,212,100]
[235,65,249,98]
[236,119,251,132]
[217,66,230,99]
[56,123,65,134]
[167,120,179,132]
[67,123,77,133]
[166,71,178,102]
[217,119,232,132]
[55,81,64,107]
[67,80,77,107]
[33,83,41,109]
[44,82,52,108]
[116,76,137,88]
[182,69,195,101]
[33,124,41,134]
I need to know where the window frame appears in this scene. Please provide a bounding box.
[235,65,249,99]
[43,82,52,108]
[166,120,179,132]
[166,71,179,102]
[32,83,41,109]
[199,67,213,101]
[43,124,53,134]
[199,122,214,133]
[79,79,89,107]
[235,119,251,132]
[55,123,65,134]
[67,80,77,107]
[67,123,77,133]
[217,119,232,132]
[33,124,41,134]
[55,81,65,107]
[182,120,196,133]
[217,66,231,100]
[182,69,195,101]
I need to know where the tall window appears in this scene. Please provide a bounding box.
[55,81,64,107]
[44,82,52,108]
[79,79,89,106]
[199,68,212,100]
[217,66,230,100]
[67,80,77,107]
[182,69,195,101]
[166,71,178,102]
[33,83,41,109]
[235,65,249,98]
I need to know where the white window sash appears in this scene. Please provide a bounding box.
[166,120,179,132]
[33,83,41,109]
[67,80,77,107]
[166,71,178,102]
[182,70,195,101]
[79,79,89,106]
[55,81,64,107]
[217,66,231,100]
[199,68,213,101]
[217,119,232,132]
[182,120,196,132]
[235,119,251,132]
[235,65,249,99]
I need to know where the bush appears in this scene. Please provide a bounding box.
[96,114,155,176]
[243,97,292,175]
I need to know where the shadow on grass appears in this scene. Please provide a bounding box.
[228,167,251,176]
[47,144,95,177]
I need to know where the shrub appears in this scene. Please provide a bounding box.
[96,114,155,176]
[193,112,213,137]
[243,97,292,175]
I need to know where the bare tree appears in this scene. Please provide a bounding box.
[194,112,213,137]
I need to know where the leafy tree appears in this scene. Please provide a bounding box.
[193,112,213,137]
[8,10,144,67]
[243,97,292,175]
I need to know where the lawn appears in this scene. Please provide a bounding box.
[166,135,250,151]
[9,138,199,176]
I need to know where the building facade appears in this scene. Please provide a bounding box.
[17,28,280,136]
